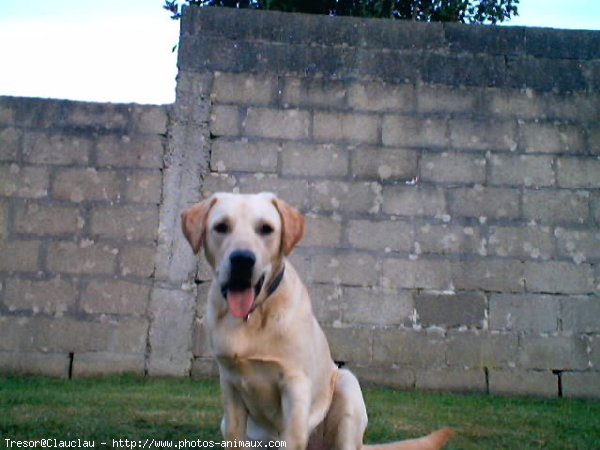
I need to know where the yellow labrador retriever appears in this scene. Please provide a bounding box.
[181,192,454,450]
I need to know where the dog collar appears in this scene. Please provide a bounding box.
[245,265,285,321]
[266,265,285,298]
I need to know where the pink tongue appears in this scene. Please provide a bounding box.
[227,288,256,318]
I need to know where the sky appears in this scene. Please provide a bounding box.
[0,0,598,105]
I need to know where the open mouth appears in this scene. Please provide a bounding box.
[221,274,265,319]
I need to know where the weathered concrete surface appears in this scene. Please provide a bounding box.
[1,7,599,398]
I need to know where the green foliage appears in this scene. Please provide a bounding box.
[164,0,519,24]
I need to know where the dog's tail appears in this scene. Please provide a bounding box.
[362,428,455,450]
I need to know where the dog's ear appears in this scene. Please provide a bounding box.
[181,197,217,254]
[272,198,305,256]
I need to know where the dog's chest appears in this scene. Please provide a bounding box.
[220,355,286,431]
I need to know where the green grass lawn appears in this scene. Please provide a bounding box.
[1,375,599,449]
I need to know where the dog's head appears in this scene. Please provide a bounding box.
[181,192,305,319]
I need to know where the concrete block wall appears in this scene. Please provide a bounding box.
[0,96,167,377]
[179,7,600,397]
[1,7,599,398]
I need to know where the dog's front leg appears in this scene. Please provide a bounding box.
[220,381,248,443]
[281,378,311,450]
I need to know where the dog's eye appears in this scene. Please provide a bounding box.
[258,223,274,236]
[213,222,230,234]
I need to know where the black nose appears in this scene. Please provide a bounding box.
[228,250,256,288]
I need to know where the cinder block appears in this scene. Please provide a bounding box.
[190,358,219,379]
[66,103,129,129]
[416,223,485,255]
[542,92,599,122]
[0,165,48,198]
[351,147,418,181]
[212,72,276,105]
[201,173,238,197]
[519,335,589,370]
[562,372,600,399]
[487,87,545,119]
[415,291,485,328]
[302,215,342,248]
[350,365,415,389]
[0,240,40,272]
[4,277,77,315]
[281,143,348,177]
[237,175,310,209]
[120,245,156,278]
[446,331,519,368]
[590,192,600,225]
[323,326,372,364]
[91,206,159,242]
[489,154,555,187]
[420,151,486,184]
[22,132,91,165]
[348,81,414,112]
[313,112,379,144]
[382,186,446,217]
[212,139,279,173]
[372,328,446,367]
[448,186,519,220]
[590,125,600,154]
[519,121,585,154]
[489,369,558,397]
[415,367,487,392]
[488,225,554,260]
[112,318,150,354]
[0,103,15,125]
[53,168,120,203]
[311,252,379,287]
[125,171,163,204]
[82,280,150,316]
[209,105,240,137]
[96,135,164,168]
[0,127,21,161]
[47,241,116,275]
[556,157,600,189]
[507,57,586,92]
[342,287,413,326]
[590,337,600,369]
[0,200,7,240]
[523,189,589,224]
[524,261,594,294]
[244,107,310,140]
[382,258,452,290]
[489,294,560,333]
[146,287,196,376]
[307,283,343,324]
[0,316,34,351]
[283,77,347,109]
[560,295,600,333]
[192,317,211,357]
[450,118,517,152]
[382,115,447,148]
[555,228,600,261]
[131,105,168,134]
[347,219,414,252]
[23,317,112,353]
[0,351,70,378]
[14,202,83,236]
[452,259,524,292]
[417,84,479,114]
[72,352,145,377]
[288,251,312,284]
[312,181,380,213]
